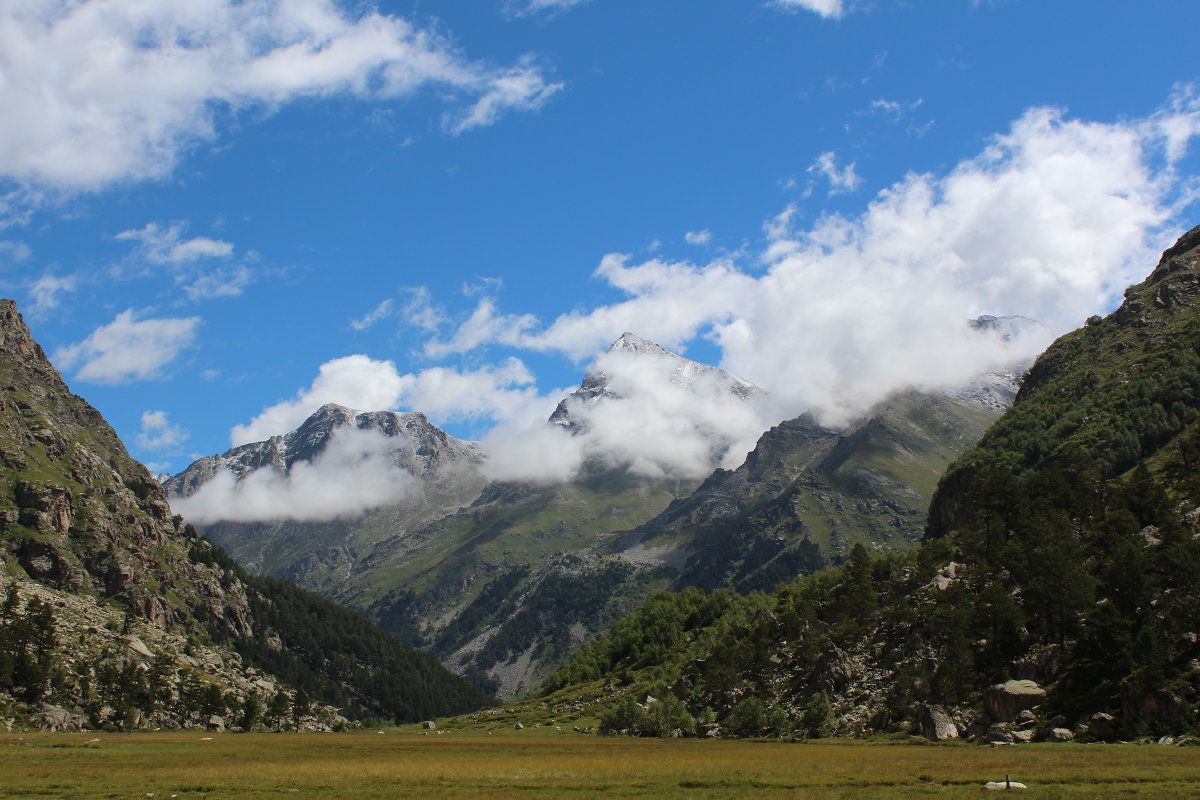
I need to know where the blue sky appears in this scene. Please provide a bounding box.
[4,0,1200,477]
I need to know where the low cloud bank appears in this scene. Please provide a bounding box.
[482,347,770,483]
[171,426,422,524]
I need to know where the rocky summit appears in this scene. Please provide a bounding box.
[549,332,759,432]
[0,299,491,731]
[165,403,486,500]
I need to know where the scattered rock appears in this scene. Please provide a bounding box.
[984,680,1046,722]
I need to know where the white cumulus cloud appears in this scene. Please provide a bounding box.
[54,310,200,385]
[136,410,188,451]
[483,347,768,483]
[0,0,562,192]
[27,273,76,316]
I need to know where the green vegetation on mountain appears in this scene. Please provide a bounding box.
[629,390,1002,595]
[535,228,1200,741]
[0,299,491,729]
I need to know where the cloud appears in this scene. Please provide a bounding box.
[27,273,76,315]
[349,299,395,331]
[54,309,200,384]
[428,254,758,362]
[231,354,409,445]
[685,229,713,246]
[116,222,233,265]
[181,266,254,301]
[136,410,188,451]
[416,92,1200,432]
[116,220,253,300]
[482,347,768,483]
[422,297,539,359]
[171,426,422,523]
[400,287,446,332]
[868,97,924,120]
[504,0,590,18]
[0,240,31,263]
[1,0,562,192]
[808,150,863,195]
[771,0,845,19]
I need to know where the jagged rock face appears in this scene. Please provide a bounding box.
[549,332,759,431]
[0,300,231,615]
[165,403,485,498]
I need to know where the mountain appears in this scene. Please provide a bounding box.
[549,332,759,431]
[614,382,1009,594]
[169,332,1018,699]
[165,404,487,586]
[0,299,491,730]
[166,403,485,499]
[168,334,761,697]
[537,228,1200,742]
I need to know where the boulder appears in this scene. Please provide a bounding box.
[1121,684,1185,736]
[1044,727,1074,742]
[916,705,958,741]
[987,722,1015,744]
[33,703,87,732]
[1087,712,1121,741]
[985,680,1046,722]
[422,720,437,730]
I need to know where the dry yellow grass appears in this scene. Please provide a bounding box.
[3,731,1199,798]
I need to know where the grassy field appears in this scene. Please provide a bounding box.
[4,731,1200,799]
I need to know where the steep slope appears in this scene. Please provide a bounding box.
[928,225,1200,538]
[0,300,490,729]
[619,386,1006,593]
[538,228,1200,742]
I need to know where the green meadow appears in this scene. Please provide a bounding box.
[4,731,1199,799]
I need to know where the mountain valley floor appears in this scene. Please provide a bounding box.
[3,730,1199,799]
